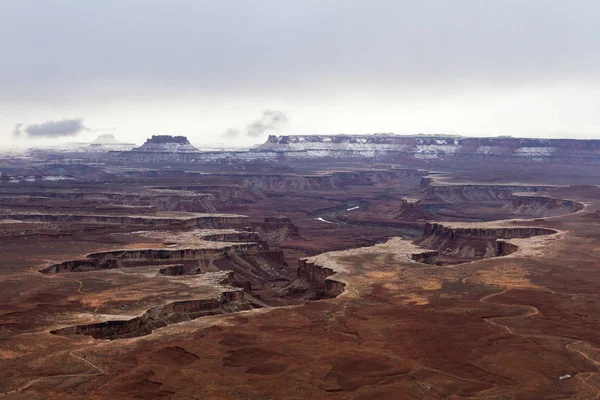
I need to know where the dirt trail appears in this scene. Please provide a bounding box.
[480,287,600,395]
[1,347,105,397]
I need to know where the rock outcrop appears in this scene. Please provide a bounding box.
[40,258,122,273]
[237,169,424,191]
[86,243,261,262]
[503,195,584,218]
[40,243,263,274]
[296,259,346,299]
[417,222,556,260]
[132,135,200,153]
[2,213,246,228]
[255,217,302,244]
[425,184,559,203]
[51,290,249,340]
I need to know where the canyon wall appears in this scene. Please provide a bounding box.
[425,185,559,203]
[417,222,556,259]
[41,244,264,273]
[86,243,261,261]
[503,195,584,218]
[40,258,122,273]
[297,259,346,298]
[238,169,424,191]
[0,213,247,228]
[51,290,246,339]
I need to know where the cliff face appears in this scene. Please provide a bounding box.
[425,185,559,203]
[40,243,263,273]
[503,195,584,218]
[417,222,556,260]
[256,217,302,245]
[40,258,122,273]
[1,213,247,228]
[86,243,261,261]
[238,170,424,191]
[296,259,346,298]
[51,290,248,339]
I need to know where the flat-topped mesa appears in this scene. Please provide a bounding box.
[262,134,600,150]
[256,134,600,164]
[132,135,200,153]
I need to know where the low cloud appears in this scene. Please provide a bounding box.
[221,128,240,138]
[15,118,87,138]
[12,123,23,137]
[222,109,288,139]
[246,110,288,137]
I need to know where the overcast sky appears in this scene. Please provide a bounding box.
[1,0,599,148]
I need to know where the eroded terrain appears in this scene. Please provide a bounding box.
[1,137,600,399]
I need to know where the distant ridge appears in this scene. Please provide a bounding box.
[103,133,600,165]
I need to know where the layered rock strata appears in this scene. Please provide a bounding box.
[417,222,557,260]
[1,213,246,228]
[51,290,248,340]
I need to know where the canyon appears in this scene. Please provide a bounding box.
[1,134,600,399]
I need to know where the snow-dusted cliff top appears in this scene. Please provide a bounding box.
[132,135,200,153]
[254,134,600,160]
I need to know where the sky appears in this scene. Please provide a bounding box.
[1,0,599,148]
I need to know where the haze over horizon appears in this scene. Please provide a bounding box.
[1,0,599,149]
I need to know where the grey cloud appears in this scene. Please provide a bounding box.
[1,0,599,101]
[221,110,289,140]
[245,110,288,137]
[12,123,23,137]
[0,1,599,142]
[221,128,240,138]
[22,118,87,138]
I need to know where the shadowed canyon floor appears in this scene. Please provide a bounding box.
[1,149,599,399]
